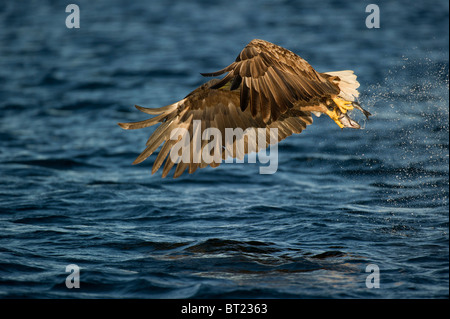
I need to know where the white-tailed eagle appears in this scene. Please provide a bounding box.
[119,39,371,178]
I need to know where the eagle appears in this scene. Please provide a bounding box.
[118,39,371,178]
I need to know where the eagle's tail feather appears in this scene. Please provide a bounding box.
[324,70,360,102]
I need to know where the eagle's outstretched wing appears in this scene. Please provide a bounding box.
[118,79,313,178]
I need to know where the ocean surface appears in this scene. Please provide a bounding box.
[0,0,448,299]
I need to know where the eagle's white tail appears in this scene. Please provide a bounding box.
[324,70,360,102]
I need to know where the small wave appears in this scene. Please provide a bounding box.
[144,238,357,278]
[12,215,72,225]
[73,81,116,90]
[0,262,45,274]
[185,238,279,255]
[311,251,347,259]
[5,159,100,170]
[111,68,190,78]
[57,100,115,111]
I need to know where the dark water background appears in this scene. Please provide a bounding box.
[0,0,448,298]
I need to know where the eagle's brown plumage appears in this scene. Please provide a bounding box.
[119,39,370,178]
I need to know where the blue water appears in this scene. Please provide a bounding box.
[0,0,448,299]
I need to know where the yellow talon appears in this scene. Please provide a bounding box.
[325,107,344,128]
[332,97,354,113]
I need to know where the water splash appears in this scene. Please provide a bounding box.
[359,54,449,209]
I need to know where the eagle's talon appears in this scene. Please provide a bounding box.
[332,97,355,113]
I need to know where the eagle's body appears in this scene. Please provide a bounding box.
[119,39,371,178]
